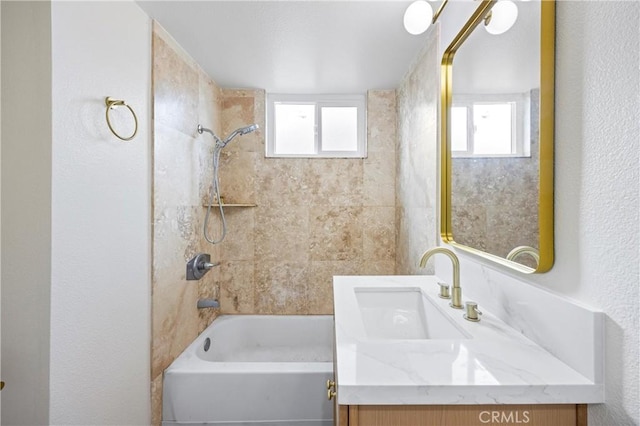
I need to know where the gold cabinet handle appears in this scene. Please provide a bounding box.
[326,379,336,400]
[0,381,5,391]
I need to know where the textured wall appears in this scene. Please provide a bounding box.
[50,3,152,423]
[395,25,440,275]
[216,90,397,315]
[451,89,539,268]
[547,2,638,423]
[151,23,223,425]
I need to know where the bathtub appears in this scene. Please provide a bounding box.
[162,315,334,426]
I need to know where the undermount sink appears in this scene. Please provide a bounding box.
[355,287,470,340]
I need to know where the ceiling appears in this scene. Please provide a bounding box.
[136,0,434,94]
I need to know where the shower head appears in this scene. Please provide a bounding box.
[221,124,259,146]
[198,123,258,148]
[238,124,259,135]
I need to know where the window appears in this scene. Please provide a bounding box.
[451,93,530,158]
[267,94,366,158]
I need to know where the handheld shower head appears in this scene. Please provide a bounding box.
[238,124,259,135]
[198,123,258,148]
[222,123,259,146]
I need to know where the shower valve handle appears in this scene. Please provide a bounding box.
[186,253,219,280]
[202,262,218,270]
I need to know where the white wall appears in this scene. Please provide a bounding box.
[437,2,639,424]
[50,2,151,424]
[1,3,52,424]
[538,3,638,423]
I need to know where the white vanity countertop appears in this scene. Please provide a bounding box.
[333,275,604,405]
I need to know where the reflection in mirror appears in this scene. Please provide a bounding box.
[441,0,555,273]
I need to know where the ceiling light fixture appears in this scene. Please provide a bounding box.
[403,0,452,35]
[403,0,434,35]
[484,0,518,35]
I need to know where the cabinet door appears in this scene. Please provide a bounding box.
[335,404,348,426]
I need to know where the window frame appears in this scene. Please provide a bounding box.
[266,94,367,158]
[451,93,530,158]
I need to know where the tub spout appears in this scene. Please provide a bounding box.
[197,299,220,309]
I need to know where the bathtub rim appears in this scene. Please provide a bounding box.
[164,314,335,373]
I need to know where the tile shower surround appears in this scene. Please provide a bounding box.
[151,23,223,425]
[151,21,398,425]
[217,90,397,315]
[395,25,440,276]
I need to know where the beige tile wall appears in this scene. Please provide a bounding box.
[151,23,223,425]
[395,26,441,275]
[216,90,398,315]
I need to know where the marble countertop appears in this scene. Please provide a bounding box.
[333,275,604,405]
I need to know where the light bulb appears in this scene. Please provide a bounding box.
[403,0,433,36]
[485,0,518,35]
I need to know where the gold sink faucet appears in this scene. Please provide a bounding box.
[419,247,463,309]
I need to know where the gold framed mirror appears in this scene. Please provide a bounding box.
[440,0,555,273]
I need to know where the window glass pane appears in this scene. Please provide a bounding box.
[451,106,468,151]
[274,103,316,154]
[321,107,358,151]
[473,103,513,155]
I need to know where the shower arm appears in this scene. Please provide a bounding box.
[197,124,223,146]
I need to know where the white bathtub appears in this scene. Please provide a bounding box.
[162,315,334,426]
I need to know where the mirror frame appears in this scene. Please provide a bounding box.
[440,0,556,274]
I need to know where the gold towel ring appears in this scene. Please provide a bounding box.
[105,97,138,141]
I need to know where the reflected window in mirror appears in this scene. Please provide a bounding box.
[451,92,531,158]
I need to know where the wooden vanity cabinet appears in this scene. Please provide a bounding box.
[335,403,587,426]
[331,312,589,426]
